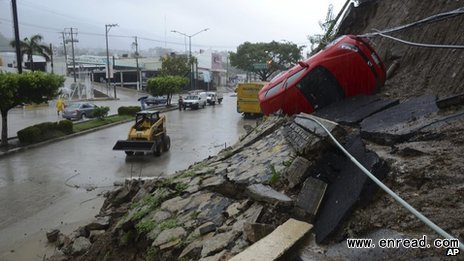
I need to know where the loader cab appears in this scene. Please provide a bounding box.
[135,111,160,130]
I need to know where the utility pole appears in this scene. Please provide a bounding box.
[65,28,78,83]
[49,43,54,74]
[133,36,140,91]
[62,32,68,75]
[105,23,118,99]
[11,0,22,73]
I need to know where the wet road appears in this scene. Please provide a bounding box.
[0,92,255,258]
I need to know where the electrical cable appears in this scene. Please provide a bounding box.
[371,30,464,49]
[359,7,464,38]
[305,116,464,251]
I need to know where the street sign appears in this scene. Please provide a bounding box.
[253,63,268,70]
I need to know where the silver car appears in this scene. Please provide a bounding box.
[62,102,97,120]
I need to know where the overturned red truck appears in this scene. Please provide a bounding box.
[258,35,386,115]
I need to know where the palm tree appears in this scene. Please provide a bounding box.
[10,34,51,71]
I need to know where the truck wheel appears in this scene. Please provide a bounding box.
[218,99,222,104]
[163,135,171,151]
[125,151,134,156]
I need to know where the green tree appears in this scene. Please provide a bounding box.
[0,72,65,146]
[146,76,188,105]
[10,34,51,71]
[159,54,191,77]
[229,41,303,81]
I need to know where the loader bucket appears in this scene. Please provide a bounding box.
[113,140,156,152]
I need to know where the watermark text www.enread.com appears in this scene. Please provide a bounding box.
[347,235,461,256]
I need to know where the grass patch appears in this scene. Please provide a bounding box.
[135,219,156,234]
[146,246,157,260]
[268,164,281,185]
[175,182,188,192]
[131,189,169,220]
[159,218,178,231]
[73,114,133,132]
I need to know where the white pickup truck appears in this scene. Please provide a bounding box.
[203,91,223,105]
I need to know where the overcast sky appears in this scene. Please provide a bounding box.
[0,0,347,54]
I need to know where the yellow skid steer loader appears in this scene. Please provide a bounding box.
[113,111,170,156]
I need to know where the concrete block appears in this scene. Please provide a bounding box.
[230,218,313,261]
[285,156,311,189]
[296,177,327,217]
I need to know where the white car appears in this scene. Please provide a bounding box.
[182,93,207,110]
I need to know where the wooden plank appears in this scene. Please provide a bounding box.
[230,218,313,261]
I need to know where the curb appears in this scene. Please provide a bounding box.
[0,106,179,159]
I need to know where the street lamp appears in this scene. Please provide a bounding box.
[105,23,118,99]
[171,28,209,90]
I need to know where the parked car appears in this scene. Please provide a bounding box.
[145,96,167,105]
[62,102,98,120]
[258,35,386,116]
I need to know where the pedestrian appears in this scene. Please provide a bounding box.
[178,95,183,110]
[138,96,148,111]
[56,97,65,116]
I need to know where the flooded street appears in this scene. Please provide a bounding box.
[0,92,256,259]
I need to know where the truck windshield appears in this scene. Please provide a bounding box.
[185,95,197,100]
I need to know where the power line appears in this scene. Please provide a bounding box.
[359,7,464,38]
[1,17,236,49]
[372,30,464,49]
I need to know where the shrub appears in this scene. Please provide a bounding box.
[17,120,73,144]
[58,120,73,134]
[118,106,140,116]
[93,106,110,119]
[35,122,57,132]
[17,126,42,143]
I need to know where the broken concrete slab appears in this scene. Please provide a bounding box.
[230,218,313,261]
[283,122,320,154]
[418,111,464,133]
[314,95,399,126]
[246,184,293,207]
[285,156,311,189]
[361,95,439,144]
[284,114,345,155]
[296,177,327,217]
[314,136,388,243]
[436,93,464,109]
[295,113,344,138]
